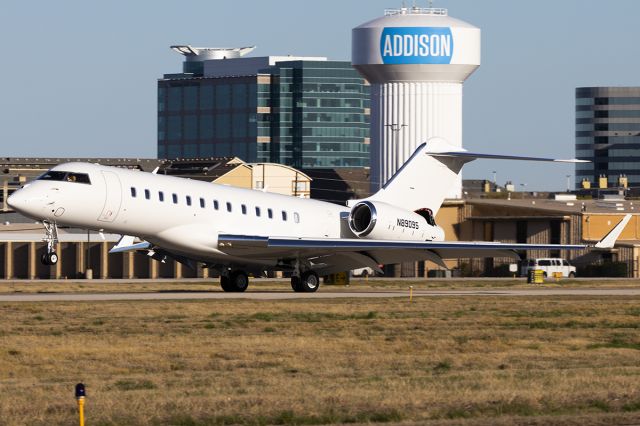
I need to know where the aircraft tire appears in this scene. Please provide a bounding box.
[291,276,302,292]
[299,271,320,293]
[220,276,234,292]
[229,270,249,292]
[41,252,58,265]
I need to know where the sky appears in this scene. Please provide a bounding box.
[1,0,639,190]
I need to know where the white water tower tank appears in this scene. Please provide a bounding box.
[352,7,480,197]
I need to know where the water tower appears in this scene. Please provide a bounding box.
[352,6,480,197]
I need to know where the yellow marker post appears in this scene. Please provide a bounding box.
[75,383,86,426]
[409,286,413,302]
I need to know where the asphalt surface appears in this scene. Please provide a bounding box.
[1,288,640,302]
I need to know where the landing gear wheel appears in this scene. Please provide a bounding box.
[291,276,302,292]
[220,271,249,292]
[40,252,58,265]
[229,270,249,292]
[220,276,233,292]
[299,271,320,293]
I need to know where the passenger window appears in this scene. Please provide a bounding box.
[186,196,192,206]
[241,204,247,214]
[294,212,300,223]
[255,207,261,217]
[268,208,273,219]
[200,198,205,208]
[563,260,569,266]
[172,193,178,204]
[213,200,219,210]
[130,187,137,198]
[282,211,287,221]
[144,189,150,200]
[159,191,164,202]
[226,202,232,212]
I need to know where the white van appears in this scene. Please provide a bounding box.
[521,258,576,278]
[351,267,374,278]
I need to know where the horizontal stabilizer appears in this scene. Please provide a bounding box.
[430,151,590,164]
[594,214,632,249]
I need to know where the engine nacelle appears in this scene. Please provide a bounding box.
[348,201,444,241]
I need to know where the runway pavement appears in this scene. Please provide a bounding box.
[1,288,640,302]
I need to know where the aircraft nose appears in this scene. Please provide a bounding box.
[6,190,24,210]
[6,187,46,216]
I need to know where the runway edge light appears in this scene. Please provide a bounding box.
[75,383,86,426]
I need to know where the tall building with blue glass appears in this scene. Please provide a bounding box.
[575,87,640,188]
[157,46,370,169]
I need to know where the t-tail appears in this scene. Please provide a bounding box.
[349,137,589,215]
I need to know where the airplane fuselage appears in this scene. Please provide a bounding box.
[9,162,444,268]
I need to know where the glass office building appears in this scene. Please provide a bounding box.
[158,50,370,169]
[575,87,640,188]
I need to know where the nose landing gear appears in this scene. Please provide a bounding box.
[41,220,59,265]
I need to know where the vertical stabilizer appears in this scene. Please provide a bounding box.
[349,137,468,215]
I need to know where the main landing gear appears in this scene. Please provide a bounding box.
[41,220,59,265]
[220,270,249,292]
[291,270,320,293]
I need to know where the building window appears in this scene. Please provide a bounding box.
[293,181,308,193]
[255,206,261,217]
[186,196,192,206]
[226,202,232,212]
[241,204,247,214]
[159,191,164,202]
[213,200,219,210]
[282,211,287,221]
[200,198,205,208]
[130,187,137,198]
[268,208,273,219]
[172,193,178,204]
[144,189,150,200]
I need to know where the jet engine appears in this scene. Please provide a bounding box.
[348,201,443,241]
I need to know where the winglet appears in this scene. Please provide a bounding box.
[594,214,632,249]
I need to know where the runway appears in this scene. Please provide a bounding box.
[1,288,640,302]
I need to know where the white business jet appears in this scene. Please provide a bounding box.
[7,138,631,293]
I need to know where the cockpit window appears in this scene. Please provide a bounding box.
[38,171,67,181]
[38,171,91,184]
[66,173,91,184]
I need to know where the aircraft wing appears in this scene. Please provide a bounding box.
[217,234,587,274]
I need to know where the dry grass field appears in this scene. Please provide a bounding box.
[1,295,640,425]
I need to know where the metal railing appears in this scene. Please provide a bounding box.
[384,7,448,16]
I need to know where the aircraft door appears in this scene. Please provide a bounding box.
[98,171,122,222]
